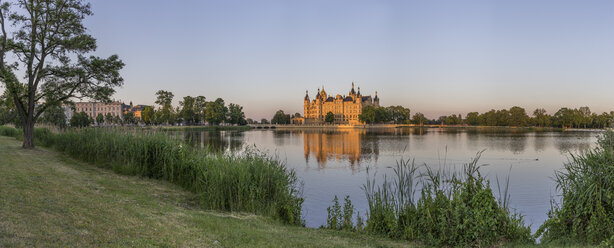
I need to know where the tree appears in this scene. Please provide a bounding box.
[0,87,20,126]
[0,1,124,148]
[39,104,67,129]
[579,106,592,128]
[508,106,529,127]
[532,108,551,127]
[155,90,174,125]
[260,118,269,124]
[271,110,291,124]
[359,106,376,124]
[205,98,227,125]
[227,103,246,125]
[445,114,461,125]
[412,112,428,126]
[246,118,255,124]
[105,113,113,125]
[374,107,392,123]
[123,112,136,125]
[194,96,206,124]
[387,106,410,124]
[325,111,335,123]
[70,111,90,128]
[481,109,497,126]
[553,108,574,128]
[96,113,104,125]
[179,96,196,125]
[465,112,480,126]
[141,106,154,125]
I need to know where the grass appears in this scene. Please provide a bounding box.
[0,135,414,247]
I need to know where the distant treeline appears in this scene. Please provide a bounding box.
[266,105,614,128]
[434,106,613,128]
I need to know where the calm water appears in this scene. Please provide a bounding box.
[171,128,599,230]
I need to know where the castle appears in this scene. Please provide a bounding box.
[303,83,379,125]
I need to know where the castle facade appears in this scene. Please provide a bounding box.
[304,83,379,125]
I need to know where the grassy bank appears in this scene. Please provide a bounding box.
[0,135,413,247]
[1,126,302,225]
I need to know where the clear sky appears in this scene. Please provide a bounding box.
[84,0,614,120]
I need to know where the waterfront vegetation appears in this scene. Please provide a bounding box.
[2,124,614,246]
[324,154,534,247]
[536,130,614,246]
[0,125,303,225]
[0,135,413,247]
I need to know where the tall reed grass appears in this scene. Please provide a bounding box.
[1,126,303,225]
[362,153,534,246]
[536,130,614,245]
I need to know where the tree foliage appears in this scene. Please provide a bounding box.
[227,103,246,125]
[325,111,335,123]
[0,0,124,148]
[205,98,227,125]
[271,110,290,124]
[70,111,90,128]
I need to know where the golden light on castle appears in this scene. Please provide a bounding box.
[303,83,379,125]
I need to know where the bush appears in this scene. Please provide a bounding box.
[363,154,534,246]
[536,130,614,245]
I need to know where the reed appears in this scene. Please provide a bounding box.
[1,126,303,225]
[536,130,614,245]
[0,125,18,137]
[361,153,534,246]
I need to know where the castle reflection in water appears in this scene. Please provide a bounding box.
[303,129,377,167]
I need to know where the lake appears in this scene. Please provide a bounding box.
[169,127,599,230]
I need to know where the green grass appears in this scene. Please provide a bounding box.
[0,135,415,247]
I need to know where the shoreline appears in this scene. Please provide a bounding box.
[250,124,607,132]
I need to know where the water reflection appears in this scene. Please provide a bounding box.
[302,129,379,168]
[179,131,245,152]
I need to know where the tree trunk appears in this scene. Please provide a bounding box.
[22,121,35,149]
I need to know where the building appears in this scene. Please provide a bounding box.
[304,83,379,125]
[123,102,150,118]
[74,101,126,123]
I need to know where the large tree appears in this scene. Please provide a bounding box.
[205,98,227,125]
[155,90,174,125]
[227,103,246,125]
[271,110,290,124]
[411,112,428,126]
[141,106,154,125]
[0,0,124,148]
[193,95,206,124]
[179,96,195,125]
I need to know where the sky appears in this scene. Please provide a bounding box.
[81,0,614,120]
